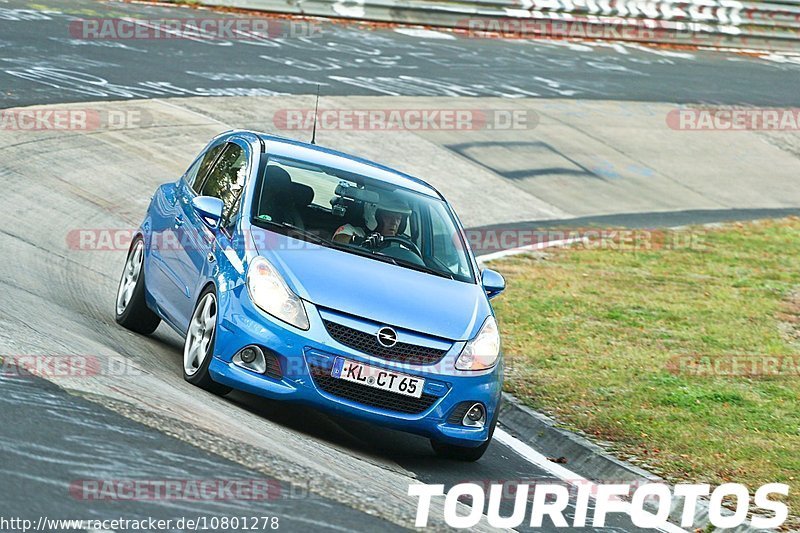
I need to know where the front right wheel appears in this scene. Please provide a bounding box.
[182,286,232,396]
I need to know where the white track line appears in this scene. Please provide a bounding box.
[477,237,588,264]
[495,429,689,533]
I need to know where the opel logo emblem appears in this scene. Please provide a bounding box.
[377,327,397,348]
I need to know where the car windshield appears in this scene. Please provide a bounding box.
[251,156,475,283]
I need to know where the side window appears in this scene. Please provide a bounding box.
[201,143,248,233]
[183,157,203,188]
[189,144,225,193]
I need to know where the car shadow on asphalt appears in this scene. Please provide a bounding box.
[224,388,440,461]
[143,326,491,470]
[223,388,511,479]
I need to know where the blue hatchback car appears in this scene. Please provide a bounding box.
[115,130,506,461]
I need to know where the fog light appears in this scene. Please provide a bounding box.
[463,403,486,428]
[233,345,266,374]
[240,347,258,364]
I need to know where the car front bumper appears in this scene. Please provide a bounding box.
[208,284,503,447]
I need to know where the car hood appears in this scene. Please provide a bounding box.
[250,227,488,341]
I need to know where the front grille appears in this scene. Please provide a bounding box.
[263,349,282,380]
[447,402,472,424]
[309,365,439,414]
[323,320,449,365]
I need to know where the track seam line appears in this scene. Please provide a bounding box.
[152,98,232,127]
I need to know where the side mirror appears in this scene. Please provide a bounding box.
[481,268,506,299]
[192,196,224,229]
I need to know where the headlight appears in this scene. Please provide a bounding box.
[246,256,309,330]
[455,316,501,371]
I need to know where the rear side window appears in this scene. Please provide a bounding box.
[189,144,225,193]
[201,143,248,232]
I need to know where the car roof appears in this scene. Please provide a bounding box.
[243,131,443,198]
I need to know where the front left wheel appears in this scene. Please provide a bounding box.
[430,405,499,462]
[183,286,232,395]
[115,237,161,335]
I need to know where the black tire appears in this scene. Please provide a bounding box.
[182,286,232,396]
[431,404,499,462]
[115,236,161,335]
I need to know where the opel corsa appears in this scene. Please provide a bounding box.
[115,130,506,460]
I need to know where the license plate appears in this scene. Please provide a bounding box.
[331,358,425,399]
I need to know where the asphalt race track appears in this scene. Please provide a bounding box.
[2,0,800,107]
[1,0,800,531]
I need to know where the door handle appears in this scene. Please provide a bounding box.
[174,215,184,227]
[207,253,216,263]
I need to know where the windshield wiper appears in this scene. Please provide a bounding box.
[326,240,456,280]
[253,218,330,247]
[337,242,398,264]
[278,222,329,245]
[374,252,455,280]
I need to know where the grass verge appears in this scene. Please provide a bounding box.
[491,218,800,518]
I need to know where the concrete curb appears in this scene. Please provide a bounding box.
[497,394,759,531]
[499,393,660,486]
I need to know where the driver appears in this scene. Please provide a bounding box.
[332,197,411,247]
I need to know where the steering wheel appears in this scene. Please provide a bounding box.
[375,236,423,258]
